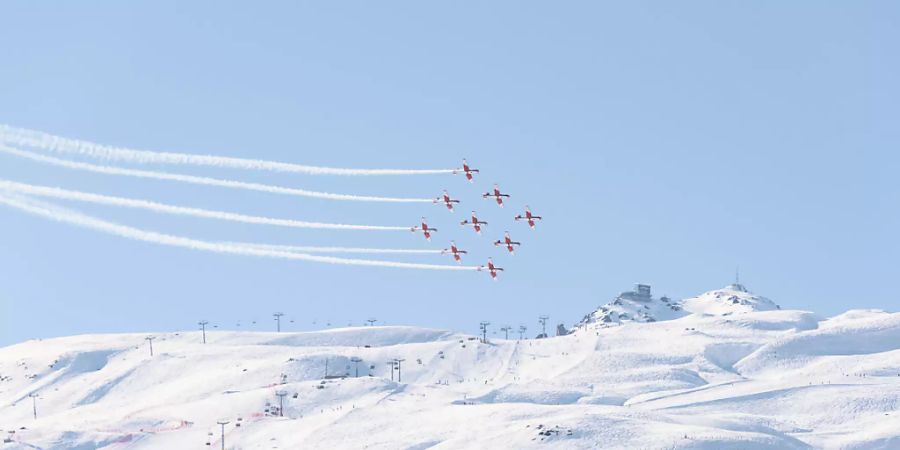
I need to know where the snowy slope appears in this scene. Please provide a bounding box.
[1,297,899,449]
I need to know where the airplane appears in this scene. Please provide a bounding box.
[441,241,468,263]
[433,190,460,212]
[483,183,510,207]
[514,206,543,229]
[452,158,480,182]
[494,231,521,254]
[460,210,489,234]
[410,217,438,241]
[477,257,505,280]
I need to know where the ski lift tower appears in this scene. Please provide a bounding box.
[275,390,288,417]
[479,321,490,343]
[216,420,229,450]
[28,392,38,420]
[198,320,209,344]
[350,357,363,377]
[393,358,406,383]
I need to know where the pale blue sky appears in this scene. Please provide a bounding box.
[1,1,897,345]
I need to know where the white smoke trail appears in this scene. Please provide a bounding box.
[0,124,456,176]
[0,179,411,231]
[229,242,444,255]
[0,193,479,271]
[0,145,433,203]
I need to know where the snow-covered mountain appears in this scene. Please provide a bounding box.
[1,291,899,449]
[576,283,780,329]
[575,284,686,327]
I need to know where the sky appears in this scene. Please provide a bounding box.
[0,1,897,346]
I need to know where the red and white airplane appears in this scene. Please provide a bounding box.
[453,159,480,183]
[460,210,489,234]
[410,217,438,241]
[494,231,522,254]
[514,206,543,229]
[433,190,460,212]
[483,184,511,207]
[441,241,467,263]
[478,257,505,280]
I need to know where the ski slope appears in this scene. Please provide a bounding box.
[1,289,898,449]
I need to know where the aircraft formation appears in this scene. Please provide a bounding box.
[415,159,543,280]
[0,126,543,278]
